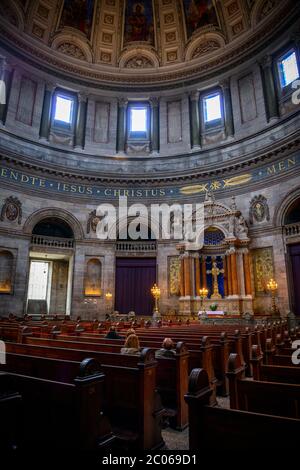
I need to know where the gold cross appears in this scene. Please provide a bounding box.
[207,260,224,299]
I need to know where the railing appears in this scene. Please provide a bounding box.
[116,241,156,252]
[31,235,74,249]
[285,222,300,237]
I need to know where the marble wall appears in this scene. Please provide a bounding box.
[0,170,299,318]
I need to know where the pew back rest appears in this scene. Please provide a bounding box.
[237,379,300,418]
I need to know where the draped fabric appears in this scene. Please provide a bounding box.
[290,244,300,315]
[115,258,156,316]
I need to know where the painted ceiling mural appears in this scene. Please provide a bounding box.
[0,0,285,68]
[59,0,95,39]
[124,0,155,46]
[183,0,219,38]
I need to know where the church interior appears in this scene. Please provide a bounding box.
[0,0,300,456]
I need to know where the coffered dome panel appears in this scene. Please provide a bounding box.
[0,0,285,82]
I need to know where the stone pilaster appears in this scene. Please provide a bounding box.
[0,61,13,125]
[184,254,191,296]
[243,248,252,296]
[226,253,232,296]
[201,256,207,288]
[39,83,55,140]
[220,78,234,137]
[189,90,201,149]
[75,93,88,149]
[116,98,128,153]
[237,249,246,296]
[150,97,159,153]
[228,247,238,296]
[195,254,201,297]
[259,55,279,122]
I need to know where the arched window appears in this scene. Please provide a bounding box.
[204,228,225,246]
[0,250,14,294]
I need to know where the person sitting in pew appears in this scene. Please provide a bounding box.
[121,334,140,355]
[105,326,122,339]
[126,328,136,337]
[155,338,176,358]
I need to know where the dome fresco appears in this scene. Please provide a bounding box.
[0,0,299,179]
[0,0,284,85]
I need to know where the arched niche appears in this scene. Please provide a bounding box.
[23,208,84,240]
[0,250,14,294]
[284,199,300,225]
[32,217,74,239]
[185,33,225,62]
[274,186,300,227]
[51,34,93,63]
[84,257,102,297]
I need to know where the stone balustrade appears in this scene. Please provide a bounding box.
[31,235,74,249]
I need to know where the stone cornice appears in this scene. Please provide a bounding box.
[0,2,298,91]
[1,125,300,185]
[249,226,283,238]
[0,227,31,240]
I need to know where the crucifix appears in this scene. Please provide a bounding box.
[207,260,224,300]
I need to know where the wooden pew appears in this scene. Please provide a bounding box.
[22,332,216,405]
[2,344,165,450]
[0,358,115,451]
[54,330,229,398]
[250,344,300,384]
[155,342,189,430]
[7,338,188,432]
[184,368,300,450]
[0,373,22,451]
[227,353,300,417]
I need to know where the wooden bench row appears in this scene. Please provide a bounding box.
[185,368,300,450]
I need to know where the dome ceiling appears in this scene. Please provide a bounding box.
[0,0,287,86]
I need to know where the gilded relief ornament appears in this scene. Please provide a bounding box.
[253,247,274,294]
[0,196,22,224]
[169,257,180,296]
[249,195,270,224]
[87,210,100,234]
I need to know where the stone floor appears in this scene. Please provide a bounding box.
[162,396,230,450]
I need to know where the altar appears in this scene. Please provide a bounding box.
[177,194,254,317]
[198,310,224,316]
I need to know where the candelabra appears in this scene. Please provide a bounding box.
[267,279,278,316]
[105,292,113,317]
[199,287,209,317]
[151,284,161,317]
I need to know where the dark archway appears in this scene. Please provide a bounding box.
[32,217,74,239]
[284,199,300,225]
